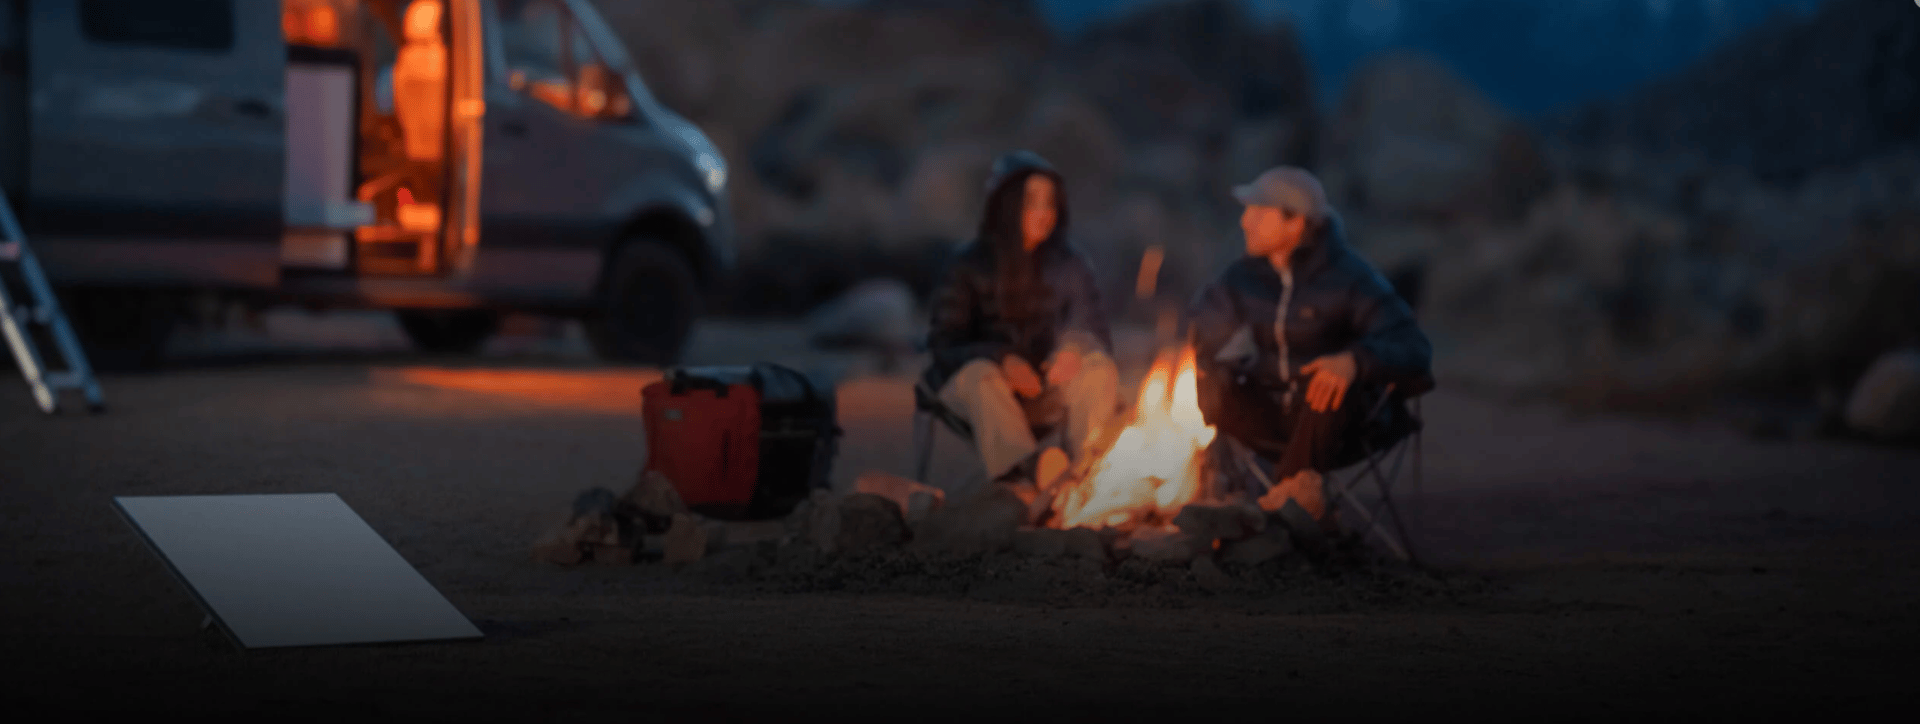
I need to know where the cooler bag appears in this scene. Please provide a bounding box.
[642,364,839,520]
[641,370,762,519]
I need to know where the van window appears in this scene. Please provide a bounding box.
[497,0,627,120]
[80,0,235,52]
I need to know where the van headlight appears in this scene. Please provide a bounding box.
[697,153,727,195]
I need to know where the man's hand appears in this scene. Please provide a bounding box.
[1299,351,1357,413]
[1002,355,1044,398]
[1045,347,1082,387]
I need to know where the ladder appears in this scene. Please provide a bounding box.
[0,187,105,415]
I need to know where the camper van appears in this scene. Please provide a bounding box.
[0,0,732,368]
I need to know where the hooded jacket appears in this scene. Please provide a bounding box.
[923,151,1112,391]
[1188,213,1432,423]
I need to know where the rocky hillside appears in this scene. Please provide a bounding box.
[601,0,1315,319]
[601,0,1919,419]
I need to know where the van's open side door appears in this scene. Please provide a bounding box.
[26,0,286,287]
[445,0,486,276]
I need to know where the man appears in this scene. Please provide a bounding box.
[1189,166,1432,525]
[925,151,1120,499]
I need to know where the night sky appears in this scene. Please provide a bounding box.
[819,0,1834,115]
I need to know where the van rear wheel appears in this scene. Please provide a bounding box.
[396,309,502,354]
[586,240,699,365]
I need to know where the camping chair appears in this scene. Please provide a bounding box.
[1220,375,1432,565]
[911,375,1066,484]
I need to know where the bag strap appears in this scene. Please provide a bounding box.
[669,370,731,397]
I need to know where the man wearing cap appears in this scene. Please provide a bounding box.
[1189,166,1433,527]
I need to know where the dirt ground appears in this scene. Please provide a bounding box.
[3,314,1919,721]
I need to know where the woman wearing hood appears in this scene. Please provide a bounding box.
[924,151,1119,497]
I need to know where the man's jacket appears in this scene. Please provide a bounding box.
[923,152,1112,391]
[1188,214,1433,423]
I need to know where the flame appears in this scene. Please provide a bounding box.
[1049,345,1216,530]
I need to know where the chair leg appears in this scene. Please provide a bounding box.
[912,410,935,483]
[1329,438,1418,564]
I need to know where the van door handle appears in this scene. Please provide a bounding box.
[500,120,528,138]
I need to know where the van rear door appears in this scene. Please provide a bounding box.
[26,0,285,284]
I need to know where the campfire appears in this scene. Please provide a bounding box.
[1045,343,1218,534]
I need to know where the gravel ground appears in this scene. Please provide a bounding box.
[2,313,1918,720]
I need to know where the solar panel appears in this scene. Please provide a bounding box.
[114,494,484,649]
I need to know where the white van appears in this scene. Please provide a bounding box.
[0,0,732,368]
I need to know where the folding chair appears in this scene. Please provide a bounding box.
[910,376,1064,484]
[1323,376,1431,564]
[1216,375,1432,564]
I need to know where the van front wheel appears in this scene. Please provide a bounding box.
[587,240,699,365]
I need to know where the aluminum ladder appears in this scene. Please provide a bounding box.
[0,187,104,414]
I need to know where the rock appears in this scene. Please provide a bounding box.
[622,471,689,532]
[835,493,909,553]
[852,471,946,523]
[910,485,1028,555]
[570,488,623,544]
[905,491,943,529]
[800,490,843,553]
[531,529,586,566]
[1269,500,1326,553]
[662,514,709,565]
[690,545,760,581]
[1220,526,1295,567]
[806,280,921,354]
[700,517,730,554]
[1171,503,1265,544]
[1190,556,1236,593]
[1125,527,1207,563]
[1063,527,1108,562]
[1012,527,1069,558]
[1844,350,1920,440]
[589,543,635,566]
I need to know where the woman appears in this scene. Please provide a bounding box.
[924,151,1119,497]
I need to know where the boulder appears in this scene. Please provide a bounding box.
[835,493,910,553]
[1844,350,1920,440]
[898,141,999,240]
[1322,52,1550,221]
[807,279,922,354]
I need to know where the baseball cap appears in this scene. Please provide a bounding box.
[1233,166,1328,219]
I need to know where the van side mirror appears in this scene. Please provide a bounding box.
[575,63,633,122]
